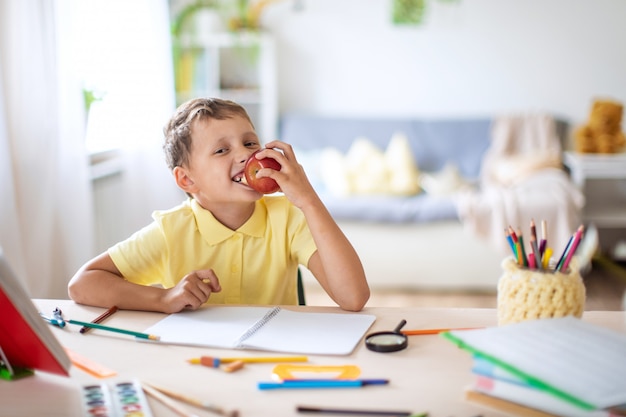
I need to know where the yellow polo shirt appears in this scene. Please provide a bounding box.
[108,196,317,305]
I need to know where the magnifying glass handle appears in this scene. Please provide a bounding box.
[393,319,407,333]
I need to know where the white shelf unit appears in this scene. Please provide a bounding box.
[175,31,278,142]
[564,151,626,259]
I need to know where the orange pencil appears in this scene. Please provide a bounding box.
[401,327,482,336]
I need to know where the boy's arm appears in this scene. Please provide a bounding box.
[302,202,370,312]
[67,252,221,313]
[256,142,370,311]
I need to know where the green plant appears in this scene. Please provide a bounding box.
[82,88,104,113]
[392,0,460,26]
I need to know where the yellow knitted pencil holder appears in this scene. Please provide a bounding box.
[497,257,585,325]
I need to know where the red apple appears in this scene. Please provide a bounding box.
[244,150,281,194]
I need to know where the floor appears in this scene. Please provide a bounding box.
[304,258,626,311]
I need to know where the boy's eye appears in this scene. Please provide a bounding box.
[214,148,227,154]
[245,141,259,148]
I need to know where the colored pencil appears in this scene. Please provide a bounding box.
[554,235,573,272]
[141,383,199,417]
[508,226,522,265]
[67,319,159,340]
[258,379,388,390]
[296,406,418,416]
[505,229,517,258]
[542,247,553,269]
[560,225,585,272]
[539,219,548,257]
[530,233,541,270]
[517,228,528,267]
[80,306,118,334]
[188,355,307,365]
[143,382,237,417]
[530,219,538,243]
[402,327,482,336]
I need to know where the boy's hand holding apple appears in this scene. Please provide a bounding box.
[243,149,282,194]
[249,142,320,210]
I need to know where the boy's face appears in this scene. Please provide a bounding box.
[174,115,263,206]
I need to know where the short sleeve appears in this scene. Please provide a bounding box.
[108,221,169,286]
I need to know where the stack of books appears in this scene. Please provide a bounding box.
[442,316,626,417]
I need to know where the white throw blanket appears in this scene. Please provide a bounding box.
[456,114,585,257]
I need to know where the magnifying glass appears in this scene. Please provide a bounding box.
[365,319,408,353]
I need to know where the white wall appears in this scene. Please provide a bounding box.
[264,0,626,126]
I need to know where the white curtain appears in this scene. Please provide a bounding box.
[0,0,94,298]
[0,0,183,298]
[76,0,184,242]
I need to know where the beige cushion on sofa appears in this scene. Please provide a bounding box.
[319,132,420,196]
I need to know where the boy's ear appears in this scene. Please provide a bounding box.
[173,166,198,194]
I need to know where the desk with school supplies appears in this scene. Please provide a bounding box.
[2,300,625,417]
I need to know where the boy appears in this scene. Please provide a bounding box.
[68,98,370,313]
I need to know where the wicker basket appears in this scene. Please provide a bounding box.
[497,257,585,325]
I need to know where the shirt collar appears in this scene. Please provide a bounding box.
[191,199,266,245]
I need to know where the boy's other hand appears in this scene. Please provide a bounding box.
[162,269,221,313]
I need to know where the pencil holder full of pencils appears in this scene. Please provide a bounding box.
[496,257,586,326]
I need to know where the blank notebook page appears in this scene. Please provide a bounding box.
[143,306,376,356]
[447,316,626,409]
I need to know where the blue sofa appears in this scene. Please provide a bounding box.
[278,113,569,291]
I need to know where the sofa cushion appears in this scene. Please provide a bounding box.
[279,114,493,179]
[319,133,421,197]
[281,114,492,223]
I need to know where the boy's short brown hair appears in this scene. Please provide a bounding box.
[163,97,254,170]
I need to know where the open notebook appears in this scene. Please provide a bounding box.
[143,306,376,355]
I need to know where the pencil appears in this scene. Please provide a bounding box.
[67,319,159,340]
[508,226,521,265]
[530,233,541,270]
[539,219,548,256]
[517,228,528,267]
[141,383,199,417]
[259,380,388,389]
[554,235,573,272]
[530,218,538,242]
[505,229,517,258]
[143,382,238,417]
[402,327,482,336]
[188,355,308,365]
[80,306,118,334]
[542,247,553,269]
[560,225,585,272]
[296,405,417,416]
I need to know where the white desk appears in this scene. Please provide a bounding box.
[3,300,625,417]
